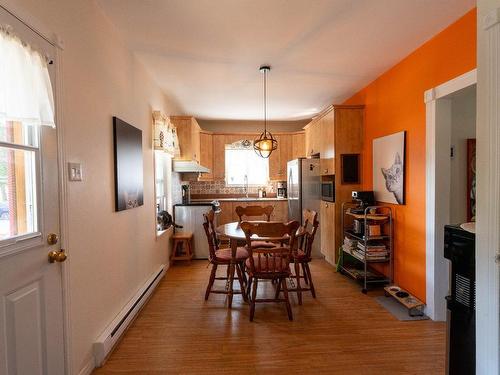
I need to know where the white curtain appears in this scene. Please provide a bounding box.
[0,25,55,128]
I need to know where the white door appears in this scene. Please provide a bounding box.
[0,7,65,375]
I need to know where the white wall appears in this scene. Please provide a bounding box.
[449,86,476,224]
[0,0,181,373]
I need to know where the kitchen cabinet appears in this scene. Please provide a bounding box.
[320,109,335,176]
[270,200,288,222]
[199,131,213,181]
[307,105,364,261]
[170,116,202,162]
[212,134,226,180]
[291,132,305,160]
[217,201,233,226]
[333,106,364,256]
[304,120,321,157]
[269,134,292,181]
[320,201,335,265]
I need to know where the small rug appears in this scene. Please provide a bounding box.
[374,296,429,321]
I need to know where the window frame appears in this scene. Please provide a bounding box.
[0,133,44,255]
[224,144,269,186]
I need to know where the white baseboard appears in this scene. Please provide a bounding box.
[78,356,95,375]
[93,264,166,367]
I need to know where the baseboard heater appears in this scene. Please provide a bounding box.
[93,264,166,366]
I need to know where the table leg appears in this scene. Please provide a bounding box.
[227,238,237,308]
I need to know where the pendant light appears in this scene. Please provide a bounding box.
[254,65,277,158]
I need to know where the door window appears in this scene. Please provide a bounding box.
[0,24,55,243]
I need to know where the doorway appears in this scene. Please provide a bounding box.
[425,70,477,321]
[0,6,66,375]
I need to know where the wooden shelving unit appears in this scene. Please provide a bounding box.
[339,202,393,293]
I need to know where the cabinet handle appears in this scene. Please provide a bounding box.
[324,169,328,174]
[325,203,328,208]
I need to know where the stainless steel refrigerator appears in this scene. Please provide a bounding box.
[287,158,321,257]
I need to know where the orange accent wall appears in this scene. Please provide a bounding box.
[343,9,476,301]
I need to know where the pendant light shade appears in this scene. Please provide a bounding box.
[254,65,278,158]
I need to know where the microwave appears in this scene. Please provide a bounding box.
[321,181,335,202]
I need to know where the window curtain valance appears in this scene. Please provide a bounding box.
[0,25,55,128]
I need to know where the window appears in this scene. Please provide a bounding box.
[225,140,269,185]
[0,25,55,242]
[0,121,39,240]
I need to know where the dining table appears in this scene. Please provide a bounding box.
[215,221,305,308]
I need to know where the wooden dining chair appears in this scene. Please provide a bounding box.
[202,210,248,303]
[288,209,319,305]
[235,205,274,221]
[241,220,300,321]
[235,205,277,249]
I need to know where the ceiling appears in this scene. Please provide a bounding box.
[97,0,475,121]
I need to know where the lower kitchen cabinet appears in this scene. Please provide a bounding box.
[217,201,233,225]
[320,200,335,265]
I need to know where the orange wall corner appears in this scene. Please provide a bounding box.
[342,8,476,302]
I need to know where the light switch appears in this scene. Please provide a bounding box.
[68,162,83,181]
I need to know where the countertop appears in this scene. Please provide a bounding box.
[191,197,288,202]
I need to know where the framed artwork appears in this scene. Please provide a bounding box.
[373,131,406,205]
[113,117,144,211]
[467,139,476,221]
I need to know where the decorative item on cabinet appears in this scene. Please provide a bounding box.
[152,110,180,156]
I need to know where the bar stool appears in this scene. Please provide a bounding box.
[171,232,193,264]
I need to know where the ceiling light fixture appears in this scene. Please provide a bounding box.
[254,65,277,158]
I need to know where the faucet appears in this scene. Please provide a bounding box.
[244,174,249,198]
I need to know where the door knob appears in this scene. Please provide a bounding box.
[47,233,59,245]
[48,250,67,263]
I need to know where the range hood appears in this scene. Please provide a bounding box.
[173,160,210,173]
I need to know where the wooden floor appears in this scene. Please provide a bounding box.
[93,260,445,374]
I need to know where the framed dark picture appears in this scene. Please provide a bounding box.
[113,117,144,211]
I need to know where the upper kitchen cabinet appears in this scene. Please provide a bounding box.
[199,131,214,181]
[304,119,321,157]
[170,116,201,162]
[269,134,292,181]
[212,134,226,180]
[320,108,335,176]
[291,132,306,160]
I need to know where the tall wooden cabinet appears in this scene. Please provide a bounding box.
[306,105,364,265]
[332,106,364,257]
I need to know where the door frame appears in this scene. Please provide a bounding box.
[424,69,477,321]
[476,5,500,373]
[0,2,72,373]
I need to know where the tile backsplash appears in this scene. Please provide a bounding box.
[188,179,281,196]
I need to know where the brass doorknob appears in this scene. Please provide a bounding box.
[47,233,59,245]
[48,250,67,263]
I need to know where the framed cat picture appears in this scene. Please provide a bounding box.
[113,116,144,211]
[373,131,406,205]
